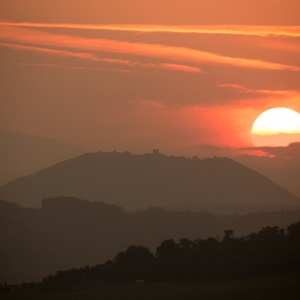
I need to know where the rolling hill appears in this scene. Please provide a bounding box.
[240,164,300,200]
[0,150,299,211]
[0,130,86,185]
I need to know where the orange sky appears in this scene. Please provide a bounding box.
[1,0,300,157]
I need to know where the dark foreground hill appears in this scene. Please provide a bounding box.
[3,274,300,300]
[42,222,300,285]
[0,151,299,211]
[1,197,300,282]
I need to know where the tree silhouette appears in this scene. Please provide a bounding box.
[114,245,154,281]
[40,221,300,287]
[223,229,234,241]
[156,239,178,258]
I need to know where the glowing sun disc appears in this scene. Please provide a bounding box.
[251,107,300,147]
[252,108,300,135]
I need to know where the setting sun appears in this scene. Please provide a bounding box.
[251,108,300,147]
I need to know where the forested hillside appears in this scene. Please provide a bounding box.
[1,197,300,282]
[42,221,300,287]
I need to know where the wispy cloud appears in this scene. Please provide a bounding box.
[0,42,100,61]
[0,61,131,72]
[218,84,297,96]
[103,60,202,73]
[1,22,300,37]
[159,63,202,73]
[0,42,201,74]
[244,142,300,158]
[1,26,298,71]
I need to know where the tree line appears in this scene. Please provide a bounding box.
[2,198,300,283]
[41,222,300,289]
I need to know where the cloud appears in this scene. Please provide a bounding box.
[0,42,202,74]
[244,142,300,158]
[236,143,300,169]
[159,63,202,73]
[1,25,299,71]
[120,61,202,73]
[2,22,300,37]
[0,61,131,72]
[218,84,296,97]
[0,42,100,61]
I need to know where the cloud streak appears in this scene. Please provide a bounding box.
[0,61,131,72]
[2,22,300,37]
[0,42,100,61]
[151,63,202,73]
[218,84,297,97]
[1,26,299,71]
[0,42,201,73]
[244,143,300,158]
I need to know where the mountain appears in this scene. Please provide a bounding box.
[234,153,300,199]
[252,166,300,199]
[0,150,299,211]
[0,130,86,185]
[239,164,300,200]
[1,197,300,282]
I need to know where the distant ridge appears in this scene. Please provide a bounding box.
[0,130,85,185]
[0,150,299,210]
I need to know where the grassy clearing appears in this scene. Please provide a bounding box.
[3,272,300,300]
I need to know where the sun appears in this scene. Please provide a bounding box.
[251,107,300,147]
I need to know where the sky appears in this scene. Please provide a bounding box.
[1,0,300,158]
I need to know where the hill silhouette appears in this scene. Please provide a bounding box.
[234,147,300,199]
[1,197,300,283]
[0,151,299,211]
[242,164,300,200]
[0,130,85,185]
